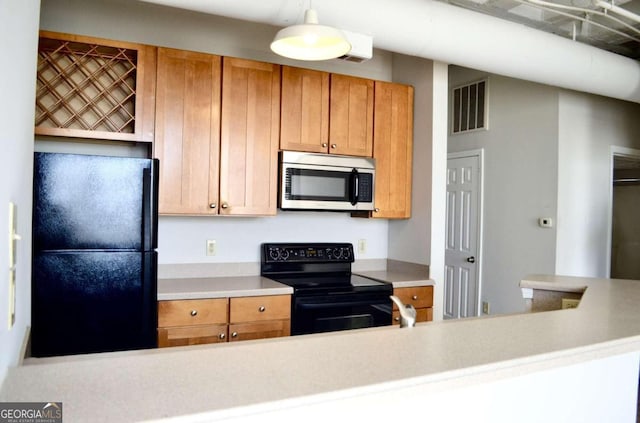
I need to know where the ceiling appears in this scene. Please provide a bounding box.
[435,0,640,59]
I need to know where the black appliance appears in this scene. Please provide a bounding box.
[261,243,392,335]
[31,152,159,357]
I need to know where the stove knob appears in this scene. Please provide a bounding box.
[343,248,351,260]
[325,248,333,259]
[334,248,343,259]
[268,249,278,261]
[280,249,290,260]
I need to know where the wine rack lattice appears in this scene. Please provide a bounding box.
[35,37,138,134]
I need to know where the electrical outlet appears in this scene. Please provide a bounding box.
[482,301,490,314]
[561,298,580,309]
[206,240,216,256]
[358,239,367,254]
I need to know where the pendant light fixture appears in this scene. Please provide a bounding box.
[270,8,351,61]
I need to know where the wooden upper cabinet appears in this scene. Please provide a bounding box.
[220,57,280,216]
[280,66,329,153]
[35,31,156,142]
[329,74,374,157]
[372,81,414,219]
[154,48,221,215]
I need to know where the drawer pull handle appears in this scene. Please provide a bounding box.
[190,310,198,316]
[219,333,226,340]
[412,295,418,300]
[232,332,238,338]
[259,306,266,312]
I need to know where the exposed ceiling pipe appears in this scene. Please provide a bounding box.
[595,0,640,24]
[139,0,640,104]
[520,0,640,39]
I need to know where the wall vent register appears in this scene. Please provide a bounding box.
[452,79,488,134]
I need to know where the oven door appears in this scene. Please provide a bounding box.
[292,292,392,335]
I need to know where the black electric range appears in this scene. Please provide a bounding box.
[261,243,392,335]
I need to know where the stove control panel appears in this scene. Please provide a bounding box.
[262,243,354,263]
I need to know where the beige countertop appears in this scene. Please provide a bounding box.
[3,274,640,422]
[157,276,293,300]
[355,260,433,288]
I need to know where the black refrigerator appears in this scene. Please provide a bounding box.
[31,152,159,357]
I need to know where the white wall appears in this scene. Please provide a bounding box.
[39,0,397,265]
[448,67,559,315]
[159,214,388,263]
[556,91,640,277]
[0,0,40,386]
[387,56,435,266]
[387,56,448,320]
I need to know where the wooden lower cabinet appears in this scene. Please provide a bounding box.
[229,320,291,342]
[158,324,228,347]
[158,295,291,348]
[392,286,433,325]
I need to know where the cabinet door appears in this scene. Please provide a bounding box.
[229,295,291,323]
[154,48,221,215]
[157,324,228,347]
[229,320,291,342]
[280,66,329,153]
[35,31,156,143]
[393,308,432,325]
[329,74,374,157]
[393,286,433,309]
[158,298,228,327]
[372,82,414,218]
[220,57,280,215]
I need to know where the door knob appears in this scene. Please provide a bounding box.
[466,256,476,263]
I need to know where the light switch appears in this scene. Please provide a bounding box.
[8,202,22,267]
[8,268,15,329]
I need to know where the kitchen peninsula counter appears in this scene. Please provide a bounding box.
[3,274,640,422]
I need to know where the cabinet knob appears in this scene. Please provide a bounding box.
[221,202,229,209]
[219,333,226,340]
[331,144,337,149]
[374,208,380,213]
[412,295,418,300]
[259,306,266,312]
[322,143,328,148]
[232,332,238,338]
[394,316,400,322]
[190,310,198,316]
[209,203,217,209]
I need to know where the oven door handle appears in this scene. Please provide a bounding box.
[297,299,390,309]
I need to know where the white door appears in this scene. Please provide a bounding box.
[445,152,482,319]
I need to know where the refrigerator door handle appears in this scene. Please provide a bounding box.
[142,160,160,251]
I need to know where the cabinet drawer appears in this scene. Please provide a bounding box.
[229,295,291,323]
[392,307,432,325]
[393,286,433,309]
[158,298,228,327]
[157,324,228,348]
[229,320,291,342]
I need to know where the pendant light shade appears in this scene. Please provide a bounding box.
[270,9,351,61]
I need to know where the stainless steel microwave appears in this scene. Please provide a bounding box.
[279,151,375,211]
